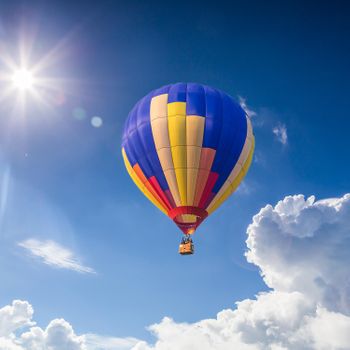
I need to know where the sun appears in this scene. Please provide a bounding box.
[12,69,35,90]
[0,36,73,111]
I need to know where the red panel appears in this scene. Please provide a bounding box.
[134,164,169,212]
[198,172,219,208]
[164,190,176,209]
[169,206,208,235]
[168,206,208,220]
[149,176,172,211]
[203,192,216,209]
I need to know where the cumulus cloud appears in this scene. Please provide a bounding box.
[20,319,85,350]
[129,294,350,350]
[0,300,140,350]
[272,124,288,145]
[0,300,85,350]
[4,194,350,349]
[246,194,350,314]
[0,300,34,337]
[18,239,95,274]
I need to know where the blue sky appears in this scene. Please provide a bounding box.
[0,0,349,346]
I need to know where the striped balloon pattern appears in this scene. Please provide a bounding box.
[122,83,254,235]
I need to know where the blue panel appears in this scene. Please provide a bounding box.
[137,93,153,128]
[186,83,205,116]
[122,99,139,147]
[137,155,154,177]
[212,94,247,193]
[129,129,145,160]
[203,86,223,149]
[127,100,140,135]
[124,100,154,178]
[168,83,187,103]
[137,123,154,155]
[123,141,137,166]
[147,152,168,189]
[121,111,130,147]
[152,84,171,97]
[122,101,139,165]
[128,132,153,178]
[211,92,232,173]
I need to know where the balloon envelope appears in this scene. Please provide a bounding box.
[122,83,254,235]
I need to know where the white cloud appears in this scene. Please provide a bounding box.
[4,193,350,350]
[128,294,350,350]
[0,300,34,337]
[0,300,86,350]
[238,96,257,119]
[20,319,85,350]
[0,300,139,350]
[18,239,95,274]
[246,194,350,314]
[235,181,252,196]
[83,334,140,350]
[272,124,288,145]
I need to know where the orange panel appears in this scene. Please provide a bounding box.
[133,164,169,211]
[193,168,210,206]
[199,148,216,170]
[133,164,148,184]
[187,168,199,205]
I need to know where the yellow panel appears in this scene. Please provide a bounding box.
[208,183,233,214]
[172,146,187,169]
[225,139,252,186]
[151,117,171,148]
[156,147,174,171]
[175,167,187,205]
[186,116,205,146]
[237,139,253,167]
[187,168,199,206]
[150,94,168,120]
[181,214,197,223]
[168,115,186,146]
[208,164,242,210]
[122,149,167,214]
[168,112,186,206]
[167,102,186,116]
[231,139,255,192]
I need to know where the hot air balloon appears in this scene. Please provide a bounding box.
[121,83,254,255]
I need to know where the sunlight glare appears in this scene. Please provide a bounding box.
[12,69,34,90]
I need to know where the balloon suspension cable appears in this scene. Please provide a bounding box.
[181,234,192,244]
